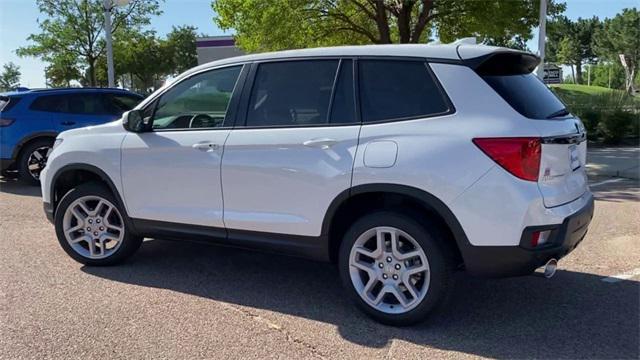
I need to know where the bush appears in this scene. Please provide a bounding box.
[578,110,600,135]
[552,85,639,143]
[598,110,638,144]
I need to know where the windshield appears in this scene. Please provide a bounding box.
[482,73,568,119]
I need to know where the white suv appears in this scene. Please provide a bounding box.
[41,44,594,325]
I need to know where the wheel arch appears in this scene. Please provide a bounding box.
[50,164,128,221]
[322,184,471,266]
[12,132,58,160]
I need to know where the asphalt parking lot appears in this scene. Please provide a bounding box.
[1,175,638,359]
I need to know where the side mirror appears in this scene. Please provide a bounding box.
[122,110,148,133]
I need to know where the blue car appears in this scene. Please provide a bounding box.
[0,88,143,184]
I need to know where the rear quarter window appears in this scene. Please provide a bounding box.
[358,60,451,123]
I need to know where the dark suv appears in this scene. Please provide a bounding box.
[0,88,143,184]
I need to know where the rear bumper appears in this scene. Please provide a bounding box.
[461,192,594,277]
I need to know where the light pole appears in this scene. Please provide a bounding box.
[103,0,129,88]
[536,0,548,80]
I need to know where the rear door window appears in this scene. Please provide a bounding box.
[65,93,109,115]
[482,73,567,119]
[30,95,67,113]
[245,60,340,127]
[358,60,451,123]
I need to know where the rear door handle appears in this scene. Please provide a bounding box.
[303,138,338,149]
[61,121,76,126]
[192,142,219,151]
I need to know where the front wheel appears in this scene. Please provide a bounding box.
[338,211,453,326]
[54,183,142,266]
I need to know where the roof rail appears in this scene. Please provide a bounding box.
[452,37,477,45]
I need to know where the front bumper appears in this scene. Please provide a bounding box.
[461,193,595,277]
[0,158,14,172]
[43,201,54,223]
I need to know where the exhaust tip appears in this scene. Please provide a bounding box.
[543,258,558,279]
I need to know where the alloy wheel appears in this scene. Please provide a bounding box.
[348,226,430,314]
[62,195,125,259]
[26,146,51,180]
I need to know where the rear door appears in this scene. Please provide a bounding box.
[481,65,588,208]
[221,59,360,237]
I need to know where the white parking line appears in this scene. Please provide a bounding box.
[601,268,640,283]
[590,178,625,188]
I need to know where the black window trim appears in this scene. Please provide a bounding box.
[236,57,361,130]
[146,63,249,133]
[233,55,455,130]
[356,56,456,125]
[28,91,144,115]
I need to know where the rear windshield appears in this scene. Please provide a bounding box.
[482,73,567,119]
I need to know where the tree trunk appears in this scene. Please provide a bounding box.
[570,65,575,83]
[374,0,391,43]
[575,61,583,85]
[87,57,96,87]
[396,3,413,43]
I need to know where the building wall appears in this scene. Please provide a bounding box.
[196,36,245,65]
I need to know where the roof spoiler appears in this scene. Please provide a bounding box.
[466,51,540,76]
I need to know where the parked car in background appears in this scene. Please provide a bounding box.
[0,88,143,184]
[41,44,593,325]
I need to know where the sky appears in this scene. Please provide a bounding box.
[0,0,638,88]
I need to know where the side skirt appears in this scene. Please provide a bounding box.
[131,218,330,262]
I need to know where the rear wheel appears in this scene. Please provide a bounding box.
[54,182,142,266]
[17,138,53,185]
[339,211,453,326]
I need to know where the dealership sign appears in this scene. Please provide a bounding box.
[543,64,562,84]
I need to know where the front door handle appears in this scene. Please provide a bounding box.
[192,142,219,151]
[61,121,76,126]
[303,138,338,149]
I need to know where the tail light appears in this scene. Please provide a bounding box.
[0,118,15,127]
[473,137,541,181]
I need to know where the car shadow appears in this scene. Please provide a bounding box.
[82,239,639,359]
[0,173,41,197]
[592,179,640,203]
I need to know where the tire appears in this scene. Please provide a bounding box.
[17,138,53,186]
[338,211,453,326]
[54,182,142,266]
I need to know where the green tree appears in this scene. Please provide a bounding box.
[212,0,565,52]
[45,54,82,87]
[557,37,580,83]
[17,0,162,87]
[546,16,601,84]
[115,30,171,92]
[163,26,199,75]
[595,8,640,94]
[0,62,21,91]
[590,62,626,89]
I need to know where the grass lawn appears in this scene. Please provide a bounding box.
[550,84,640,109]
[551,83,619,95]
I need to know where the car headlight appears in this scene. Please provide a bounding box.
[53,138,63,149]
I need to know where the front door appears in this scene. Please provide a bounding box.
[222,59,360,237]
[121,65,245,227]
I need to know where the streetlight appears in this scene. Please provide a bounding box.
[536,0,548,80]
[103,0,130,88]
